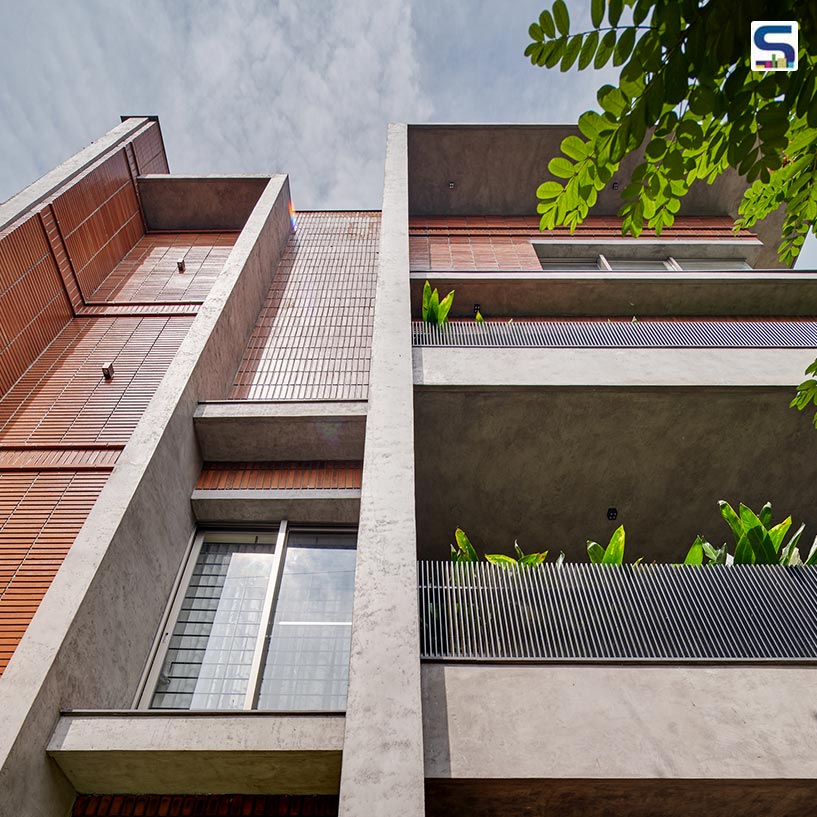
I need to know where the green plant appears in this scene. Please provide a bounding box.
[586,524,641,565]
[450,527,552,567]
[713,500,817,565]
[422,280,455,325]
[475,309,484,324]
[791,360,817,429]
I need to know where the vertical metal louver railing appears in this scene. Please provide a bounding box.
[418,561,817,662]
[411,320,817,348]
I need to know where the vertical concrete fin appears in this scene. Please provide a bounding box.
[338,124,425,815]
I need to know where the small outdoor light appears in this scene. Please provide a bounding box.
[607,507,618,521]
[102,362,115,380]
[473,303,481,315]
[448,181,456,189]
[177,257,186,273]
[611,181,620,190]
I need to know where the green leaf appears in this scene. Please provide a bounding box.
[594,30,616,69]
[520,551,548,566]
[591,0,604,28]
[561,135,589,161]
[529,23,543,42]
[767,516,792,553]
[733,533,755,564]
[422,280,431,322]
[603,525,625,565]
[613,27,636,66]
[485,553,519,568]
[804,536,817,566]
[683,538,704,565]
[429,287,440,323]
[608,0,623,26]
[437,290,455,324]
[548,156,576,179]
[740,504,778,565]
[587,541,605,564]
[718,500,743,544]
[552,0,569,36]
[780,523,805,565]
[539,9,556,38]
[561,34,583,71]
[537,180,563,200]
[454,528,478,562]
[677,120,703,150]
[645,138,668,161]
[578,30,599,70]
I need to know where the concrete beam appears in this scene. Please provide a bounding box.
[138,175,271,231]
[0,117,153,231]
[49,713,343,794]
[413,347,817,388]
[194,401,367,461]
[338,125,425,817]
[0,174,292,816]
[191,489,361,524]
[408,271,817,318]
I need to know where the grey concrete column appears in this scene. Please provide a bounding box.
[338,124,425,815]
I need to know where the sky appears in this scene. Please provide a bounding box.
[1,0,815,265]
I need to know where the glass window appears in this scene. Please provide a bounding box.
[673,258,751,270]
[148,527,356,712]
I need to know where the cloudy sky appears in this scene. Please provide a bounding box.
[2,0,814,264]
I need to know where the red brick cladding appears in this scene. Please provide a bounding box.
[409,215,756,271]
[197,462,363,491]
[73,794,339,817]
[0,120,166,399]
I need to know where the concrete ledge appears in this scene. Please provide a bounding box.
[48,712,344,794]
[409,271,817,318]
[138,175,271,231]
[194,401,367,461]
[191,489,361,524]
[413,347,817,387]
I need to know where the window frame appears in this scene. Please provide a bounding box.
[135,521,357,711]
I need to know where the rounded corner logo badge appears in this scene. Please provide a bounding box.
[752,21,798,71]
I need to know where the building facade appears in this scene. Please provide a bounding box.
[0,118,816,816]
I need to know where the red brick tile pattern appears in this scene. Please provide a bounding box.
[132,122,170,175]
[0,216,74,396]
[73,794,338,817]
[197,461,363,491]
[0,469,109,673]
[230,212,378,401]
[0,316,193,447]
[89,233,237,304]
[409,215,756,271]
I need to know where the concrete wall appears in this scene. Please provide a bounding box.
[338,124,426,817]
[406,125,787,268]
[413,386,817,562]
[422,663,817,814]
[0,175,292,817]
[138,175,271,231]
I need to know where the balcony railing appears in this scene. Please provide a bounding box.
[412,320,817,348]
[418,561,817,662]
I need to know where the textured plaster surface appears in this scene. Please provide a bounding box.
[338,124,425,817]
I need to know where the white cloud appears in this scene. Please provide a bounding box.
[0,0,432,208]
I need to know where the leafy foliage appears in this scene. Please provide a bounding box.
[587,524,642,564]
[525,0,817,264]
[791,359,817,427]
[422,280,455,325]
[451,528,554,567]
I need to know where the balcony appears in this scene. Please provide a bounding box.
[418,561,817,662]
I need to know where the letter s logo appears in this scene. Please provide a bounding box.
[751,21,798,71]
